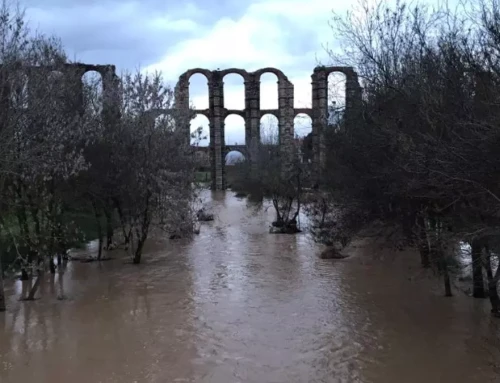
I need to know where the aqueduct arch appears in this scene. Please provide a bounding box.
[176,66,362,190]
[1,62,361,191]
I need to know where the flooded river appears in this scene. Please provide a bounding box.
[0,192,499,382]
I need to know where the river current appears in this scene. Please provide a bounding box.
[0,191,499,382]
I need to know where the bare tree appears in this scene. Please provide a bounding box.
[0,1,104,301]
[231,116,310,233]
[313,0,500,308]
[110,70,197,264]
[0,255,5,311]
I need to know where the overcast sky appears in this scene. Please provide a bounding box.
[23,0,355,145]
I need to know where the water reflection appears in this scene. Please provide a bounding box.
[0,191,498,382]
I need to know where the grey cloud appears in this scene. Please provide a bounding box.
[23,0,253,73]
[21,0,325,107]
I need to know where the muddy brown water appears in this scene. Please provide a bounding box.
[0,191,499,383]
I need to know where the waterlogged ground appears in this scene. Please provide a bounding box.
[0,191,499,383]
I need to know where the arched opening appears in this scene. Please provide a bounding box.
[259,73,278,110]
[223,73,245,110]
[9,71,29,109]
[190,114,209,146]
[260,114,279,145]
[154,113,175,132]
[294,113,313,163]
[225,150,246,166]
[189,73,209,110]
[82,70,103,114]
[327,72,346,126]
[293,113,312,138]
[224,114,245,145]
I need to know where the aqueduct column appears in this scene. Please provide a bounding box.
[278,79,295,174]
[245,73,261,182]
[209,72,225,190]
[311,68,328,182]
[174,77,190,146]
[344,70,362,133]
[101,66,121,128]
[311,67,362,183]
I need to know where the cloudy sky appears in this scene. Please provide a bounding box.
[23,0,355,145]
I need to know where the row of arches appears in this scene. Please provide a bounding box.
[189,113,313,146]
[188,72,347,111]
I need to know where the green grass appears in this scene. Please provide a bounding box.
[0,208,115,273]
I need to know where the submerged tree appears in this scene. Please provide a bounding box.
[110,71,197,264]
[0,1,200,308]
[311,0,500,312]
[231,116,310,233]
[0,2,103,301]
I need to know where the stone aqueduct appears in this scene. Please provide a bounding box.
[174,66,362,190]
[1,63,362,190]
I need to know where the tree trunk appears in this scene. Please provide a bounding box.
[27,273,42,301]
[437,248,453,297]
[430,244,442,273]
[443,263,453,297]
[419,245,431,268]
[132,216,151,264]
[133,239,145,264]
[417,215,430,268]
[0,256,6,312]
[471,239,486,298]
[113,198,129,245]
[20,268,29,281]
[104,206,114,250]
[97,236,103,261]
[49,257,56,274]
[93,202,103,261]
[484,252,500,316]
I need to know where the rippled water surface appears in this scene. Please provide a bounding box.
[1,191,499,382]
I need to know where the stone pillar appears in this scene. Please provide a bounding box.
[311,68,328,183]
[245,73,260,182]
[278,79,295,174]
[209,72,225,190]
[70,68,84,116]
[344,70,362,133]
[174,77,190,144]
[101,65,121,129]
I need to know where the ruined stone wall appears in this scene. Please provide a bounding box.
[311,66,361,185]
[1,62,119,121]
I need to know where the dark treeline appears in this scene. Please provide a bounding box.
[308,0,500,316]
[0,3,200,310]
